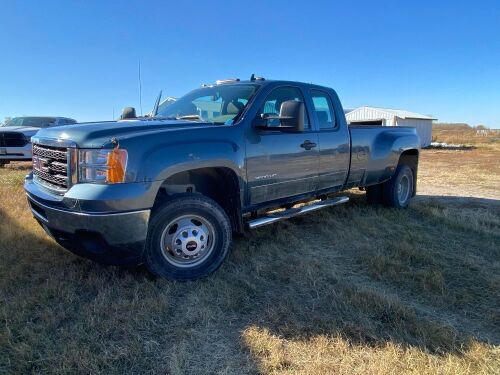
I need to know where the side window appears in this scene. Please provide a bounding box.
[261,87,310,129]
[311,90,336,129]
[37,117,57,128]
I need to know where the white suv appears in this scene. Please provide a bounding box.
[0,116,77,167]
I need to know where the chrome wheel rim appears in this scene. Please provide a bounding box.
[397,174,410,205]
[160,214,215,268]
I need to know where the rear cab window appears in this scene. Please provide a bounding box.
[310,89,337,130]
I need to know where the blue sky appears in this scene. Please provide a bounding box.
[1,0,499,127]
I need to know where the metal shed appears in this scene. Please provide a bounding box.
[345,106,436,147]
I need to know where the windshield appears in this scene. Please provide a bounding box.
[2,117,57,128]
[156,84,259,125]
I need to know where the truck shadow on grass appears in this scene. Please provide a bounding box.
[0,194,499,373]
[231,193,499,350]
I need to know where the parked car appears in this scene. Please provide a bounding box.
[24,77,420,280]
[0,116,77,167]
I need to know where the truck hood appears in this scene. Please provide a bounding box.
[32,119,217,148]
[0,126,41,135]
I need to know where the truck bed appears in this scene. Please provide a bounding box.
[346,125,418,188]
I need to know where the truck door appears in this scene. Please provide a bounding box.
[310,89,350,192]
[245,86,319,205]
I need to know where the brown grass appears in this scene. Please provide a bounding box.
[0,145,499,374]
[418,143,500,199]
[432,123,500,146]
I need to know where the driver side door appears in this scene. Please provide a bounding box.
[245,86,319,205]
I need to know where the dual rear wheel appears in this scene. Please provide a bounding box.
[366,164,414,208]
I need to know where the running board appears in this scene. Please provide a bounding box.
[246,196,349,229]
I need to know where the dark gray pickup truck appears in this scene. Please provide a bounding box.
[24,77,420,280]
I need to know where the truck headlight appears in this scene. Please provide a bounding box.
[78,148,128,184]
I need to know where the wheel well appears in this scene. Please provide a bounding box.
[398,149,419,197]
[155,167,244,233]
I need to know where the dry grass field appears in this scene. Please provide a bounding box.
[432,123,500,145]
[0,132,499,374]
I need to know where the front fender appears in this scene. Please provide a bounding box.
[138,139,245,183]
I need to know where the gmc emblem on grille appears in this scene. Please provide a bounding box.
[33,156,50,172]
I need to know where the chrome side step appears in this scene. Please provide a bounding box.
[246,196,349,229]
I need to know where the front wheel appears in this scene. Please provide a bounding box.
[144,194,232,281]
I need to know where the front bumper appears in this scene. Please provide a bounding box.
[0,143,32,160]
[25,177,151,265]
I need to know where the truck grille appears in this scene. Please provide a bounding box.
[32,144,70,191]
[0,132,28,147]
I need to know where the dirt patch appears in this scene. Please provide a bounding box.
[417,146,500,200]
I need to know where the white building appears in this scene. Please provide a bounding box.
[346,106,436,147]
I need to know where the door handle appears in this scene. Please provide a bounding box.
[300,140,317,150]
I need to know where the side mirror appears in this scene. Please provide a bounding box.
[279,100,304,131]
[255,100,305,132]
[120,107,137,120]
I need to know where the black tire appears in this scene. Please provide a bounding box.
[382,164,414,208]
[145,194,232,281]
[366,184,383,204]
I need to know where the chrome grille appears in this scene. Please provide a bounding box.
[32,144,69,191]
[33,144,67,160]
[49,161,67,173]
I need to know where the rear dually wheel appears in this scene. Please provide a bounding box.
[365,164,414,208]
[383,164,414,208]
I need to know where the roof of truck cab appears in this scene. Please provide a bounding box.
[216,79,333,90]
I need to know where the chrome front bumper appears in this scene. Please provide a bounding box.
[27,195,150,246]
[25,181,151,265]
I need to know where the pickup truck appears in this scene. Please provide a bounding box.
[24,77,420,280]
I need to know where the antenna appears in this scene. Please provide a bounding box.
[138,59,143,116]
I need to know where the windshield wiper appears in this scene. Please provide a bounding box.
[176,115,203,122]
[148,115,178,120]
[150,114,205,122]
[151,90,162,117]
